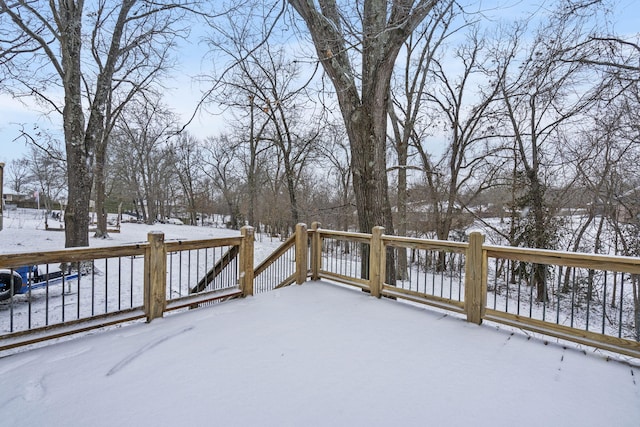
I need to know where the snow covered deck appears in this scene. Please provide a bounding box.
[1,281,639,426]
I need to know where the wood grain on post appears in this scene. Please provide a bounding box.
[145,231,166,322]
[369,226,385,298]
[240,226,255,297]
[295,223,308,284]
[465,232,486,324]
[310,222,322,280]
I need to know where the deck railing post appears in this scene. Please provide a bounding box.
[310,222,322,280]
[240,226,255,297]
[465,232,486,324]
[295,223,309,284]
[370,226,385,298]
[145,231,166,322]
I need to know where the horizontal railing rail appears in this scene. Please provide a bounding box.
[381,234,468,314]
[483,243,640,358]
[0,228,255,351]
[0,244,148,350]
[309,224,640,359]
[3,221,639,359]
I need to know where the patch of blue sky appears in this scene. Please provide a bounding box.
[0,0,637,165]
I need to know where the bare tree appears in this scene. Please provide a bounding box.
[201,134,245,229]
[388,0,457,242]
[288,0,439,236]
[422,29,505,239]
[26,143,67,214]
[172,133,204,225]
[492,2,605,301]
[0,0,193,247]
[112,96,178,224]
[288,0,440,282]
[203,4,322,232]
[206,35,272,228]
[317,121,353,231]
[389,6,503,243]
[230,43,320,229]
[5,158,31,194]
[90,4,189,238]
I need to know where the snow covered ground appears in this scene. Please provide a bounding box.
[1,209,640,425]
[1,281,639,426]
[0,208,282,262]
[0,209,286,334]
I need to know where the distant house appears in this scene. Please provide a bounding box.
[2,187,31,210]
[615,186,640,224]
[2,187,28,203]
[583,185,640,224]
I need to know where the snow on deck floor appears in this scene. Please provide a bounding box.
[1,281,639,426]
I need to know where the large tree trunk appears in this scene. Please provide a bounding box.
[94,146,109,238]
[288,0,437,282]
[347,110,394,234]
[288,0,435,236]
[524,158,549,303]
[60,3,91,249]
[61,0,135,246]
[64,136,92,248]
[345,89,396,281]
[89,1,134,239]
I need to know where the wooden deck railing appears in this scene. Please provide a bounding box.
[2,221,639,358]
[0,228,254,351]
[301,223,640,358]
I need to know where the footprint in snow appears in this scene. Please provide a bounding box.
[23,377,46,401]
[106,326,194,377]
